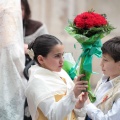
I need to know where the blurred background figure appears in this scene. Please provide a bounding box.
[21,0,48,120]
[0,0,26,120]
[21,0,48,66]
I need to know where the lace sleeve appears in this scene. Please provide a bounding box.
[0,0,26,120]
[0,0,24,49]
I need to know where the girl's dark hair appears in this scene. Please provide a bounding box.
[28,34,63,64]
[101,36,120,62]
[21,0,31,21]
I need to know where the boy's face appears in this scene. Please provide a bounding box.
[100,53,120,80]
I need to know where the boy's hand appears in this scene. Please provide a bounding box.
[86,97,91,104]
[75,92,88,109]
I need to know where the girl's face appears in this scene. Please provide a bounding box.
[39,44,64,72]
[100,53,120,80]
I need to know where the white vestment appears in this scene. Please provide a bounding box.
[0,0,26,120]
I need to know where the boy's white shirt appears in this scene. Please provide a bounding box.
[26,65,80,120]
[76,75,120,120]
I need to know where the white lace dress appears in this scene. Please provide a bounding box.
[0,0,26,120]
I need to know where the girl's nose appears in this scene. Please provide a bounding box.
[60,56,64,63]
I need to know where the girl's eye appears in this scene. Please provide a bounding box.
[55,54,61,58]
[54,53,64,58]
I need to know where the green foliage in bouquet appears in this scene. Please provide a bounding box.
[65,9,115,103]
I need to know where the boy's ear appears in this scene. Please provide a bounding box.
[37,55,44,65]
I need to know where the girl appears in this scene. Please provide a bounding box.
[25,34,88,120]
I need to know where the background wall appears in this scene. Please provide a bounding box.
[28,0,120,119]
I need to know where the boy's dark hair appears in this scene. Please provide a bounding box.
[28,34,62,64]
[21,0,31,21]
[101,36,120,62]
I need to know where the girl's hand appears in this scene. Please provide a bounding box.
[73,74,88,98]
[75,92,88,109]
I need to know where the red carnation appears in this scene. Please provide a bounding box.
[74,12,107,29]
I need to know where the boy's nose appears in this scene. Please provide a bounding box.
[100,60,103,67]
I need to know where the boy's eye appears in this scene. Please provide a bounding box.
[103,58,108,61]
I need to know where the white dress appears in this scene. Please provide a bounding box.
[0,0,26,120]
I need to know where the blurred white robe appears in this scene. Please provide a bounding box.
[0,0,26,120]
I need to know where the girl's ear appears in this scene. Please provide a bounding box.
[37,55,44,65]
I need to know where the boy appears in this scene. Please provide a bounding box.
[85,36,120,120]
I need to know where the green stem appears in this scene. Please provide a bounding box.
[79,57,96,103]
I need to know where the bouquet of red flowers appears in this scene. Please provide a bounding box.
[65,9,114,102]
